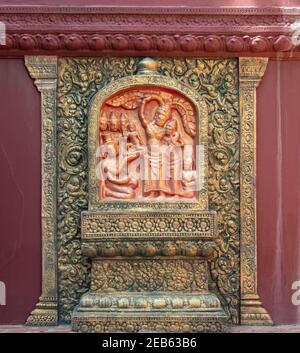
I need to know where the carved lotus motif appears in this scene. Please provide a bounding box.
[97,297,112,308]
[135,262,164,291]
[106,262,135,291]
[162,242,177,256]
[117,298,131,308]
[134,298,148,308]
[115,220,127,232]
[152,298,167,309]
[189,297,201,308]
[183,219,195,232]
[121,243,136,257]
[165,261,193,291]
[171,297,184,308]
[169,219,183,232]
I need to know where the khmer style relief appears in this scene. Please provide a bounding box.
[72,58,227,332]
[25,55,272,328]
[97,86,200,201]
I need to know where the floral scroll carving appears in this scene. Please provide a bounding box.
[239,57,273,325]
[57,58,138,322]
[90,260,208,292]
[159,58,240,322]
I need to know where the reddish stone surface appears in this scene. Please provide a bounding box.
[0,59,41,324]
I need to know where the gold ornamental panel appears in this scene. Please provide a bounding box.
[24,55,273,329]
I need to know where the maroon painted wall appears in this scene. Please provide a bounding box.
[257,60,300,325]
[0,58,300,325]
[0,59,41,324]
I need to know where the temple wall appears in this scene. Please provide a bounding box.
[1,58,300,324]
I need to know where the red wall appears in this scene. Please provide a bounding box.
[0,58,300,325]
[0,59,41,324]
[257,60,300,324]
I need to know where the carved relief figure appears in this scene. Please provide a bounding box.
[97,87,198,201]
[98,142,140,199]
[163,118,184,147]
[139,97,173,198]
[126,120,143,148]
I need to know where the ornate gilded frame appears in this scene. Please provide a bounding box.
[24,55,273,326]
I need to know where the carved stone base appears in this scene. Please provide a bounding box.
[72,302,227,333]
[72,208,227,332]
[240,294,273,325]
[25,297,58,326]
[72,291,227,332]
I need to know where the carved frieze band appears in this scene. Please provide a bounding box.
[2,7,300,56]
[72,316,225,333]
[81,212,216,240]
[25,56,58,326]
[239,57,273,325]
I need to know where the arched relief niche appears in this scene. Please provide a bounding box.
[24,56,272,331]
[87,59,209,211]
[96,85,198,202]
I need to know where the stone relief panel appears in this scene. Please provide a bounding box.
[97,86,197,201]
[57,57,239,323]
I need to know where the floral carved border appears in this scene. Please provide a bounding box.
[239,57,273,325]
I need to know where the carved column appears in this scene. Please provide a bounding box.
[239,57,272,325]
[25,56,58,325]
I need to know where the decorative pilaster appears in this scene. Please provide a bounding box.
[25,56,58,325]
[239,57,273,325]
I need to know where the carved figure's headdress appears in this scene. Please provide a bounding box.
[109,112,119,127]
[156,100,172,123]
[120,113,128,128]
[166,118,178,129]
[99,113,108,124]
